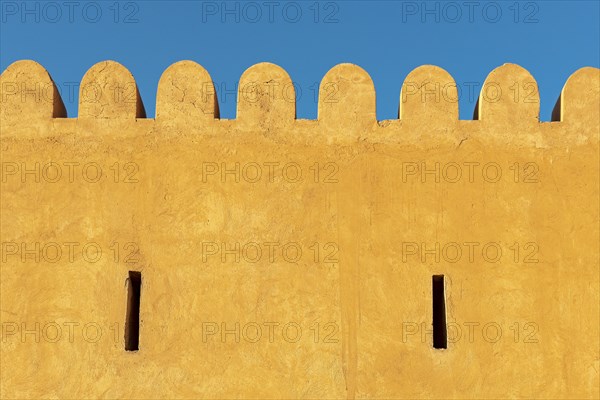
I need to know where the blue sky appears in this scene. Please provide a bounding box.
[1,0,599,120]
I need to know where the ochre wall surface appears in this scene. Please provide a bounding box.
[0,60,599,399]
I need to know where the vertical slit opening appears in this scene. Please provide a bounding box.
[125,271,141,351]
[432,275,447,349]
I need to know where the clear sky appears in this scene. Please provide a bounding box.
[1,0,599,120]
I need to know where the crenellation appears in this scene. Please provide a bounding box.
[0,59,598,399]
[1,60,598,136]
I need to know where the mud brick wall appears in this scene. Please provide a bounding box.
[1,60,598,399]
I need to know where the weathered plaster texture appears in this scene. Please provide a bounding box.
[0,60,598,399]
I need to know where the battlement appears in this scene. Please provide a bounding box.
[1,61,598,142]
[1,60,599,399]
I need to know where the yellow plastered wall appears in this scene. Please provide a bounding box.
[0,60,599,399]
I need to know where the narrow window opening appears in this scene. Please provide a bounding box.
[432,275,447,349]
[125,271,141,351]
